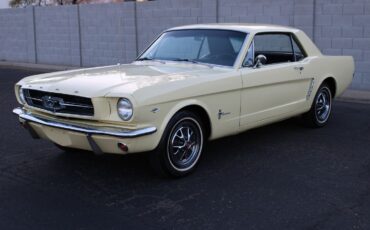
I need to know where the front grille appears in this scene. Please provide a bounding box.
[23,89,94,116]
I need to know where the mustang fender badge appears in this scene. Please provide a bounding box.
[218,109,230,120]
[151,108,160,113]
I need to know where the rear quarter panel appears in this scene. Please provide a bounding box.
[295,30,354,100]
[302,55,354,105]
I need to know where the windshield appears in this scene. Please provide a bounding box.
[138,29,247,67]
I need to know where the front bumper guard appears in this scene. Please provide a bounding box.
[13,107,157,154]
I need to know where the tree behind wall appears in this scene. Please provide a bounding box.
[9,0,75,7]
[9,0,138,7]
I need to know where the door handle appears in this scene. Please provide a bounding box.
[294,66,304,71]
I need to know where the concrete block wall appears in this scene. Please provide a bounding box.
[0,0,369,90]
[314,0,370,90]
[293,0,314,39]
[136,0,211,53]
[80,2,136,66]
[0,8,35,63]
[219,0,294,27]
[35,6,80,66]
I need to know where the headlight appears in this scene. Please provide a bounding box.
[19,87,26,104]
[117,98,133,121]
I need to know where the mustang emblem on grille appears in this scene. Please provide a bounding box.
[41,96,66,112]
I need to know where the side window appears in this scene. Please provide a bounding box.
[243,41,254,67]
[254,34,292,52]
[292,38,306,61]
[253,33,295,65]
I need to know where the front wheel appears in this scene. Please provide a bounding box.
[303,83,332,127]
[150,111,205,177]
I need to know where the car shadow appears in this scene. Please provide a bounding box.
[51,116,304,181]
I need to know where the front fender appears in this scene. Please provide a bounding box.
[135,99,213,151]
[158,99,213,138]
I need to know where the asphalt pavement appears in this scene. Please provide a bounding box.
[1,67,370,230]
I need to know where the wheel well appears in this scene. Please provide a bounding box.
[179,105,211,139]
[322,77,336,98]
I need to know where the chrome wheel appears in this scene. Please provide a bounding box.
[315,87,331,123]
[167,117,203,172]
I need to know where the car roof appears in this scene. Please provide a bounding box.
[166,23,301,34]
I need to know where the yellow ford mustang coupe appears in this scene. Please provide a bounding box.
[13,24,354,177]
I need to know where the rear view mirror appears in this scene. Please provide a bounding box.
[253,54,267,68]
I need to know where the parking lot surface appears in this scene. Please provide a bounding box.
[1,67,370,230]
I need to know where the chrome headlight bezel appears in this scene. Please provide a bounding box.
[18,87,26,104]
[117,98,133,121]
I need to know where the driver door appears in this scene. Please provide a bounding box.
[239,33,312,127]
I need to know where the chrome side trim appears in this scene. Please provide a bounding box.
[307,78,315,100]
[13,107,157,138]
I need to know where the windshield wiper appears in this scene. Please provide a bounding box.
[136,57,153,61]
[170,58,213,68]
[171,58,197,63]
[136,57,165,64]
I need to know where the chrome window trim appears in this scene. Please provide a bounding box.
[241,39,255,68]
[241,32,305,69]
[136,29,249,68]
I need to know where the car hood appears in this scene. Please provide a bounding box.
[18,62,225,98]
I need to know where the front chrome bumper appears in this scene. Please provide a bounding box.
[13,107,157,138]
[13,107,157,154]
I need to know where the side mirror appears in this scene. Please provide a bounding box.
[253,54,267,68]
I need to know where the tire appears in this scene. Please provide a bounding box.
[150,110,205,178]
[303,83,333,128]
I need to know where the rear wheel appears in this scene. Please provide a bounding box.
[150,111,205,177]
[303,83,332,127]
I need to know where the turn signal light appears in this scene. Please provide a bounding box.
[117,142,128,152]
